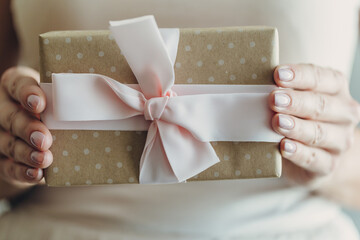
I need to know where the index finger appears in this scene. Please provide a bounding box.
[274,64,348,96]
[1,67,46,114]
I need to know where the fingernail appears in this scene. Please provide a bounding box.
[30,151,43,165]
[278,115,294,130]
[30,131,45,148]
[278,66,294,81]
[26,168,37,179]
[27,95,40,111]
[274,93,290,107]
[284,141,296,153]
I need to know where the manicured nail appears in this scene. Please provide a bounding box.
[284,141,296,153]
[278,115,294,130]
[274,93,290,107]
[278,66,294,81]
[26,168,37,178]
[30,151,43,165]
[27,95,40,111]
[30,131,45,148]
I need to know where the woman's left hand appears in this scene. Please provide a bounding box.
[269,64,360,187]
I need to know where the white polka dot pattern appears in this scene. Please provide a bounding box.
[41,27,276,85]
[47,129,280,186]
[41,27,280,186]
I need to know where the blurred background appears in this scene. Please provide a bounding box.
[345,31,360,231]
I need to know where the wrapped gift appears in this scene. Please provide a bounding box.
[39,15,283,186]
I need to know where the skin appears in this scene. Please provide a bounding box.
[0,0,360,209]
[269,65,360,209]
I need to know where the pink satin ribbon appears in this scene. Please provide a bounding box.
[40,15,282,184]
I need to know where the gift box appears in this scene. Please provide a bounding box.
[39,16,282,186]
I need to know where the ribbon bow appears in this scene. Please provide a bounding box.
[41,15,282,184]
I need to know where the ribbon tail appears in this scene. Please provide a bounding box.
[157,121,220,183]
[139,121,179,184]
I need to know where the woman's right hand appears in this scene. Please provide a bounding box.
[0,66,52,187]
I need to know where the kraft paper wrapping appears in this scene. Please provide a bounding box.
[39,26,282,186]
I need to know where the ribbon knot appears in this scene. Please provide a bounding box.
[144,95,170,121]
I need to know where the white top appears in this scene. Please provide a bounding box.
[1,0,359,239]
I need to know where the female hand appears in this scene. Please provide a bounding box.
[269,64,360,187]
[0,66,52,187]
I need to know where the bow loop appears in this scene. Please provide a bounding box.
[144,96,169,121]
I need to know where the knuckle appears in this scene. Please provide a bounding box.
[311,122,326,146]
[6,136,17,158]
[310,93,327,119]
[304,150,318,169]
[312,65,321,90]
[7,107,22,134]
[6,161,16,179]
[9,76,17,97]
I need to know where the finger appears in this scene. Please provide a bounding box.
[0,159,43,184]
[269,89,360,124]
[274,64,348,95]
[0,101,52,151]
[0,129,53,168]
[272,113,353,154]
[281,154,316,185]
[280,138,337,176]
[0,67,45,113]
